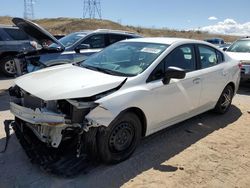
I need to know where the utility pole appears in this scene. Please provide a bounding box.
[83,0,102,19]
[24,0,35,19]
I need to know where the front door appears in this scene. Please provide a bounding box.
[144,44,202,133]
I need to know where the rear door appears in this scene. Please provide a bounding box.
[196,44,229,110]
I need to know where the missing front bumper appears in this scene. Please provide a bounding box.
[10,102,77,147]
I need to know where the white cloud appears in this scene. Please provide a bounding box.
[197,19,250,36]
[208,16,218,21]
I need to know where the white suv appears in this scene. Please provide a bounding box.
[9,37,240,167]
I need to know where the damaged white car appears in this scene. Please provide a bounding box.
[9,37,241,168]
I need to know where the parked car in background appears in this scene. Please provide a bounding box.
[53,34,65,40]
[225,38,250,81]
[0,25,36,76]
[9,37,240,174]
[12,17,141,75]
[219,43,231,50]
[204,38,225,46]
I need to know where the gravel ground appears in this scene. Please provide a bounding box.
[0,75,250,188]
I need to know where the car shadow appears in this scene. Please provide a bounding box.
[69,105,242,187]
[0,90,10,111]
[237,81,250,95]
[0,73,11,80]
[0,105,242,187]
[0,106,243,187]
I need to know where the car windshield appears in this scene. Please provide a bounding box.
[80,42,168,77]
[227,40,250,53]
[50,32,89,48]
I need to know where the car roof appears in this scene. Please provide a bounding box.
[122,37,201,45]
[72,29,140,37]
[236,37,250,41]
[0,25,19,29]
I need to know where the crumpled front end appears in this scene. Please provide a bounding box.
[9,85,99,148]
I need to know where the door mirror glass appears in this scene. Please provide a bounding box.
[163,66,186,85]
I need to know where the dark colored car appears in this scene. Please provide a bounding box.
[0,25,36,76]
[204,38,225,46]
[12,18,141,75]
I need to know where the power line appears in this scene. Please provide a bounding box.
[24,0,35,19]
[83,0,102,19]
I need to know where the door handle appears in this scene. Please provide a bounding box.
[193,78,201,84]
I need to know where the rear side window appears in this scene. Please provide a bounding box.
[198,45,224,69]
[83,34,106,49]
[108,34,132,45]
[216,51,224,63]
[3,28,29,40]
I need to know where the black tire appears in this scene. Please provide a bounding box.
[97,112,142,164]
[0,56,16,77]
[214,85,233,114]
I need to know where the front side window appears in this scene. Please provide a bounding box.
[227,40,250,53]
[198,45,220,68]
[80,42,168,76]
[83,34,106,49]
[164,45,196,72]
[57,32,88,48]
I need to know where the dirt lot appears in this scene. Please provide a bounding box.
[0,74,250,188]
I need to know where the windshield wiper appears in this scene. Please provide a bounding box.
[81,64,132,77]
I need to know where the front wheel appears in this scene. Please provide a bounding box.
[97,112,142,164]
[214,85,233,114]
[0,56,16,77]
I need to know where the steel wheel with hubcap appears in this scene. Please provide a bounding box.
[214,85,233,114]
[97,112,142,164]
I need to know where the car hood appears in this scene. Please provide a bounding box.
[15,64,126,101]
[226,52,250,62]
[12,17,65,50]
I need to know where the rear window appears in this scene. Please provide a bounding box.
[3,28,29,41]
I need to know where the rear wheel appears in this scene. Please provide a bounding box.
[97,112,142,164]
[214,85,233,114]
[0,56,16,77]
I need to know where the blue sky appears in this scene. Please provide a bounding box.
[1,0,250,34]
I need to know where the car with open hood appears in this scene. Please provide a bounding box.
[0,24,36,76]
[225,38,250,81]
[9,37,241,175]
[12,17,141,75]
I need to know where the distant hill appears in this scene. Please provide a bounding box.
[0,16,239,42]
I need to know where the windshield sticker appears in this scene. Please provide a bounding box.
[141,48,162,54]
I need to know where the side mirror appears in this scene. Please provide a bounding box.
[75,44,90,52]
[223,47,228,51]
[162,66,186,85]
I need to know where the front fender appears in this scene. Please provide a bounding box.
[85,105,116,127]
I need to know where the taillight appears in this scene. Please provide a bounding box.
[238,62,242,69]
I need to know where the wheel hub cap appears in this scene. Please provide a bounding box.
[221,89,232,109]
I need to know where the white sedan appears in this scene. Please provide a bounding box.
[9,37,241,165]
